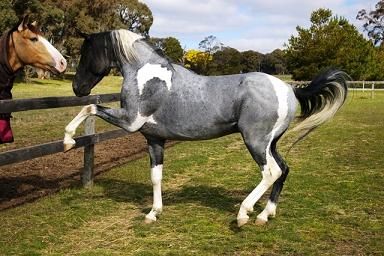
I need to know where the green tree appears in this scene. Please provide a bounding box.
[13,0,43,17]
[150,37,184,63]
[117,0,153,37]
[285,8,374,80]
[241,50,263,73]
[198,35,223,75]
[209,47,243,75]
[357,0,384,45]
[261,49,287,75]
[0,1,18,34]
[162,37,183,63]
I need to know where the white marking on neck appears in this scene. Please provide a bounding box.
[137,63,172,95]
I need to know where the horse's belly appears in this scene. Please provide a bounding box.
[140,120,238,140]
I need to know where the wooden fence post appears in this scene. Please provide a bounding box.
[82,116,95,187]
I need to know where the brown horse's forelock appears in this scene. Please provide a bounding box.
[27,24,42,35]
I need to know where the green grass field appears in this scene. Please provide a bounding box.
[0,79,383,255]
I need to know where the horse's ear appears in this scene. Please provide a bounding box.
[18,15,30,32]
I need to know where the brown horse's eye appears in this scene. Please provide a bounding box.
[30,37,38,42]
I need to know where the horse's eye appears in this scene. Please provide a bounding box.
[30,37,38,42]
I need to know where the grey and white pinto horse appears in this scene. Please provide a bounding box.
[63,30,349,227]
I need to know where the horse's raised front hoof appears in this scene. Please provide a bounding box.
[237,217,249,227]
[144,215,157,224]
[255,217,268,226]
[63,140,76,152]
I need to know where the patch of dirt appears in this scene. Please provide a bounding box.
[0,133,175,211]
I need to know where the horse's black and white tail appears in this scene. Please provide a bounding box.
[291,69,350,146]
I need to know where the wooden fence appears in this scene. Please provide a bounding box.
[0,80,383,187]
[0,93,128,187]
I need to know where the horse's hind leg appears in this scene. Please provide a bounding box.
[144,137,166,224]
[237,131,283,227]
[255,137,290,225]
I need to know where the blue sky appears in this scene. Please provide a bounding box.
[140,0,378,53]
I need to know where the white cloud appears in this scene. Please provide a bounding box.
[144,0,251,35]
[140,0,378,53]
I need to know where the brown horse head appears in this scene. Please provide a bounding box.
[8,16,67,74]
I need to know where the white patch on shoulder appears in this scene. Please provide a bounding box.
[137,63,172,95]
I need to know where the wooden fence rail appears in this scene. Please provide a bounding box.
[0,93,120,113]
[0,93,127,186]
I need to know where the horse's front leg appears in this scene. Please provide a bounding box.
[144,137,166,224]
[63,104,130,151]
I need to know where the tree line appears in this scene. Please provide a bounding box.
[0,0,383,81]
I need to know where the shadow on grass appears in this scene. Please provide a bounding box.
[99,178,258,215]
[99,178,267,231]
[0,173,80,210]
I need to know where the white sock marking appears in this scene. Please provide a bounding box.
[257,200,277,222]
[146,164,163,221]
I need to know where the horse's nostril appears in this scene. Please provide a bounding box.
[60,59,67,67]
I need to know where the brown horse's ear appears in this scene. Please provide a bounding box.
[18,15,30,32]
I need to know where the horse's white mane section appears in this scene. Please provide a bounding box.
[110,29,143,64]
